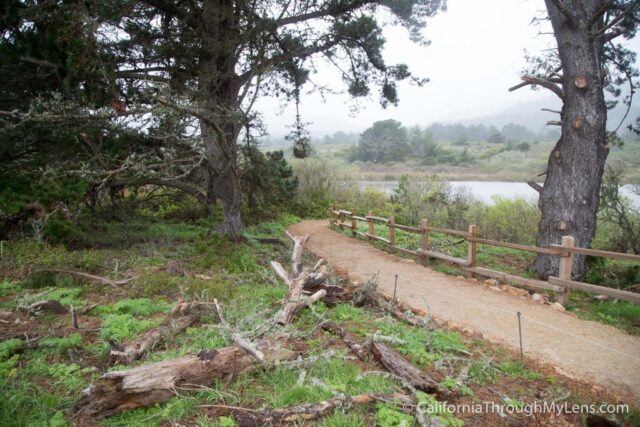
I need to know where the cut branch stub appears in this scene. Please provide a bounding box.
[574,76,588,88]
[572,117,584,129]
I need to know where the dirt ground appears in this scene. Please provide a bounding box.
[289,220,640,405]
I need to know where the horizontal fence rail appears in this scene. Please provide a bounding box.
[329,206,640,304]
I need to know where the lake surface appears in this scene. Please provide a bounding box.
[359,180,640,208]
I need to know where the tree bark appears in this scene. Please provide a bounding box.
[199,0,245,239]
[536,1,609,279]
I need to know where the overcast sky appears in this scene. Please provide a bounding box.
[255,0,640,139]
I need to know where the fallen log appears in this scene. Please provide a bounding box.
[320,321,368,361]
[209,393,416,426]
[26,300,68,314]
[74,339,299,419]
[110,315,198,365]
[371,342,450,399]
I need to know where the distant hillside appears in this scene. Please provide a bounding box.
[461,96,640,134]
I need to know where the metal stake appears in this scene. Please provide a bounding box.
[71,305,78,329]
[517,311,523,363]
[393,274,398,307]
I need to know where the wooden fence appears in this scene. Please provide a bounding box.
[329,207,640,304]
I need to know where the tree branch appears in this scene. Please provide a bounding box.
[548,0,577,26]
[239,38,340,82]
[508,76,565,100]
[527,181,544,194]
[140,0,202,30]
[109,177,207,205]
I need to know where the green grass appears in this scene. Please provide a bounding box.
[0,213,635,426]
[570,295,640,334]
[371,317,468,367]
[100,314,163,343]
[40,333,83,353]
[94,298,173,317]
[498,361,542,381]
[0,339,24,359]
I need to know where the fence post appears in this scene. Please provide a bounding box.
[558,235,574,305]
[338,210,344,231]
[467,224,477,275]
[367,211,374,241]
[388,216,395,249]
[421,218,429,266]
[351,210,357,237]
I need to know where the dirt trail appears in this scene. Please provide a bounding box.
[289,220,640,404]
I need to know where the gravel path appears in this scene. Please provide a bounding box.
[289,220,640,403]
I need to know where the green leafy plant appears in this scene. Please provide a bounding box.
[375,403,414,427]
[100,314,162,343]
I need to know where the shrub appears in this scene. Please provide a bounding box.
[290,158,359,217]
[391,175,451,226]
[480,196,539,245]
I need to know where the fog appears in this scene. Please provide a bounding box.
[255,0,640,138]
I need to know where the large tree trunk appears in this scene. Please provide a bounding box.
[202,122,243,237]
[199,0,244,239]
[535,1,609,279]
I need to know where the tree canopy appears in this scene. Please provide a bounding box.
[0,0,445,237]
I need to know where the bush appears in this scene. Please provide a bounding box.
[391,175,451,226]
[480,196,539,245]
[289,158,359,217]
[390,175,479,230]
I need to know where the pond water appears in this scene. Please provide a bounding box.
[359,180,640,208]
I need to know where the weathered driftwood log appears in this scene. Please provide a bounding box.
[212,393,416,426]
[371,342,450,398]
[26,300,68,314]
[110,315,199,365]
[320,321,368,361]
[272,232,329,325]
[75,339,299,419]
